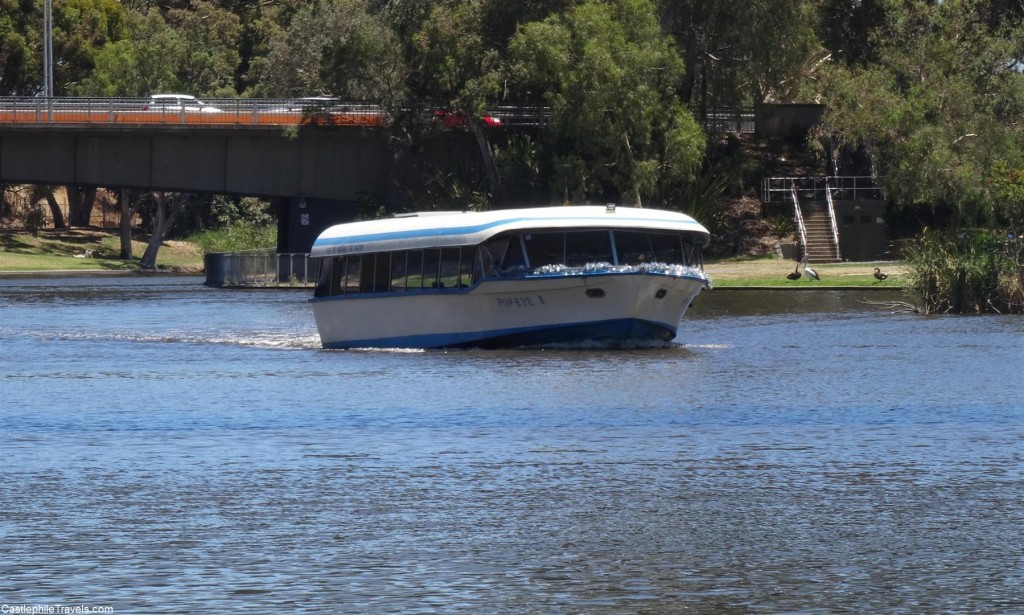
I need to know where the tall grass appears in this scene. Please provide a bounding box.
[904,229,1023,314]
[187,222,277,254]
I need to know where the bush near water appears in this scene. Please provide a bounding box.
[905,230,1024,314]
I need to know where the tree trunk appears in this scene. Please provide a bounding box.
[119,189,134,260]
[44,190,66,229]
[471,121,501,197]
[67,185,97,227]
[139,192,183,270]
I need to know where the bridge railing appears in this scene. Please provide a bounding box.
[0,97,550,129]
[0,97,390,127]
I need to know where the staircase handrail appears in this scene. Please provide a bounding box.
[823,178,842,260]
[789,185,808,253]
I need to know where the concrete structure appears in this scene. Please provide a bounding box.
[0,123,480,252]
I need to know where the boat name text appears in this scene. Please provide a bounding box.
[325,244,365,256]
[496,295,545,308]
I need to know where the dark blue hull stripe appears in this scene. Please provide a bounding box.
[321,318,677,350]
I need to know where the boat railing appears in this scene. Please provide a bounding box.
[204,251,315,287]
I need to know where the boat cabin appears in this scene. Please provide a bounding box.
[313,225,707,299]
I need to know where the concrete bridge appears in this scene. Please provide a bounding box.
[0,97,515,251]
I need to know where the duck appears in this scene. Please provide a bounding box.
[873,267,888,282]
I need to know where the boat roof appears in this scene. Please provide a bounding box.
[310,205,711,258]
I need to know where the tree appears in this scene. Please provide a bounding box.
[249,0,401,99]
[139,191,186,269]
[659,0,827,113]
[52,0,127,93]
[77,1,239,96]
[166,0,240,95]
[507,0,705,206]
[1,0,43,95]
[822,0,1024,228]
[75,10,185,95]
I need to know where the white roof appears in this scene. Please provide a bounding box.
[310,206,710,258]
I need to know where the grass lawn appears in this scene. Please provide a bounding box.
[705,257,905,288]
[2,228,906,288]
[0,228,204,273]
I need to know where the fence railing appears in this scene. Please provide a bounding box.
[205,251,316,287]
[761,176,883,204]
[789,187,808,251]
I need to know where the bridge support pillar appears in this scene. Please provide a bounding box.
[277,195,363,254]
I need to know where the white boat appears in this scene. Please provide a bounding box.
[309,205,712,349]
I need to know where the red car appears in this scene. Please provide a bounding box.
[434,110,502,128]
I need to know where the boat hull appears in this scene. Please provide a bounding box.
[311,272,708,349]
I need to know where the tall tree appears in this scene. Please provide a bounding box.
[823,0,1024,227]
[250,0,401,99]
[1,0,42,95]
[508,0,705,206]
[659,0,827,112]
[75,10,184,95]
[52,0,127,93]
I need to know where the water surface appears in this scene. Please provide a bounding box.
[1,277,1021,613]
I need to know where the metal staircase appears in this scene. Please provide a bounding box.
[770,177,843,262]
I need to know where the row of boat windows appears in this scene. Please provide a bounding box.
[314,229,704,297]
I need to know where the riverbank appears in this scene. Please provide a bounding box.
[0,228,204,274]
[705,258,905,288]
[2,227,906,287]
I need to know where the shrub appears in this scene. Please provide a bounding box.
[904,229,1023,314]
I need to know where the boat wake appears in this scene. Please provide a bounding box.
[4,326,322,350]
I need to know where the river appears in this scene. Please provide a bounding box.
[1,276,1021,613]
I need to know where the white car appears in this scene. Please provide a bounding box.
[144,94,222,113]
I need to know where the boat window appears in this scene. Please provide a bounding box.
[523,232,565,268]
[458,246,475,287]
[360,253,391,293]
[390,251,409,291]
[477,236,510,278]
[314,258,333,297]
[344,255,362,294]
[498,236,527,273]
[565,231,613,267]
[614,231,653,265]
[406,250,424,290]
[422,249,441,289]
[439,248,461,289]
[648,232,684,264]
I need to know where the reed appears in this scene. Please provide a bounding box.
[904,229,1023,314]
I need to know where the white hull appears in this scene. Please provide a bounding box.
[312,272,708,349]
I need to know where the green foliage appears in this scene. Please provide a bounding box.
[508,0,705,206]
[823,1,1024,229]
[23,205,45,236]
[187,221,276,253]
[250,0,404,100]
[904,229,1023,314]
[0,0,40,95]
[77,2,238,96]
[769,215,796,240]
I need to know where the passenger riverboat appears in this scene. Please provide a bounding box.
[309,205,712,349]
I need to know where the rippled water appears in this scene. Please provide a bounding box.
[1,276,1021,613]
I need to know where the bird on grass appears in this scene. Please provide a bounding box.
[801,255,820,281]
[786,261,802,280]
[873,268,888,283]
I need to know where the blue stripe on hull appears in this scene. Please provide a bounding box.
[321,318,677,350]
